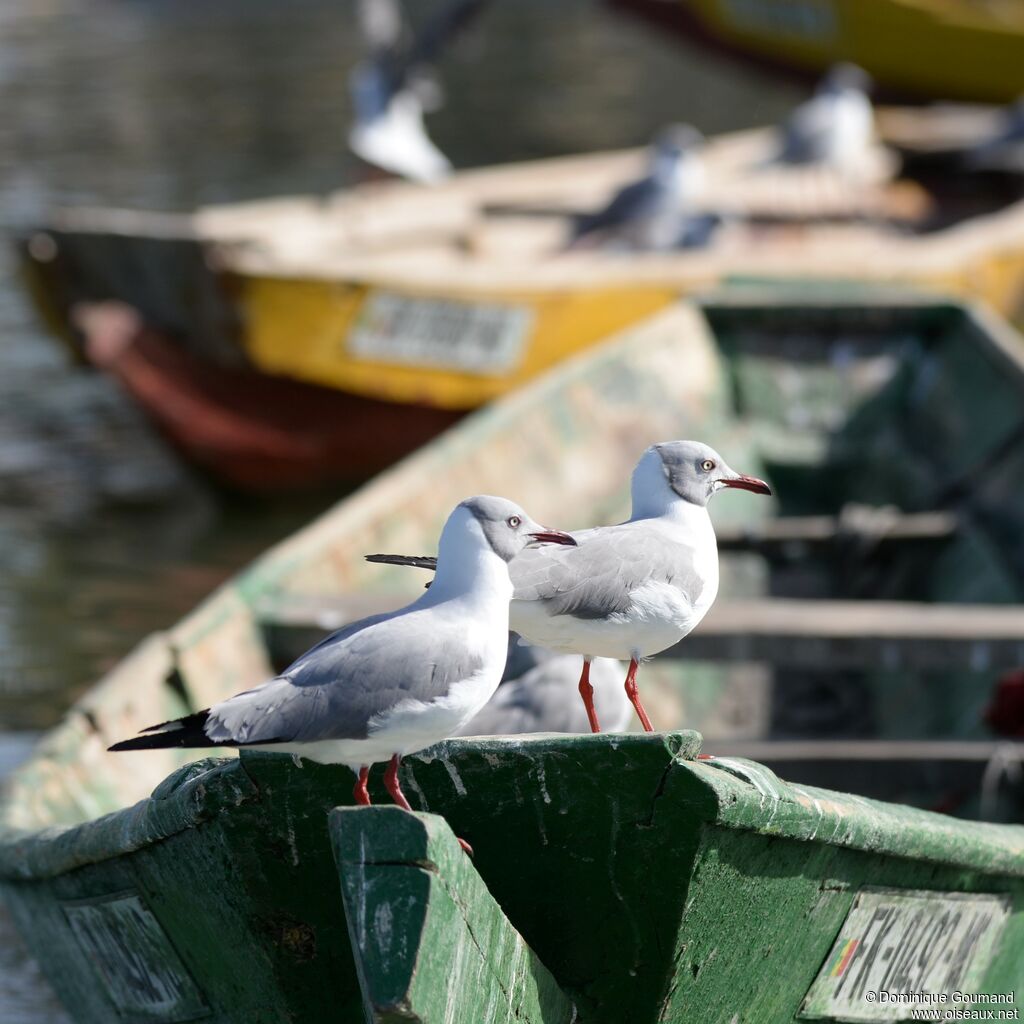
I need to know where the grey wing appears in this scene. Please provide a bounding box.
[457,655,588,735]
[501,632,558,680]
[511,525,704,620]
[572,177,662,239]
[206,610,485,745]
[964,133,1024,172]
[457,655,629,736]
[777,99,830,163]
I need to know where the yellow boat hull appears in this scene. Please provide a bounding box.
[233,249,1024,411]
[239,276,679,410]
[22,117,1024,414]
[620,0,1024,103]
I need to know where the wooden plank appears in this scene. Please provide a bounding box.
[330,806,575,1024]
[678,599,1024,671]
[716,509,957,552]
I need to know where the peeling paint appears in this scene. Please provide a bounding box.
[439,757,467,798]
[535,760,553,806]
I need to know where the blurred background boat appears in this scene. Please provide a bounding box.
[612,0,1024,103]
[19,106,1024,491]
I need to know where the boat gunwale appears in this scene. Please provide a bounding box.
[3,734,1024,884]
[0,756,258,881]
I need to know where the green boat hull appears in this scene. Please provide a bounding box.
[3,733,1023,1023]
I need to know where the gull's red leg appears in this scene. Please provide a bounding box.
[383,754,413,810]
[624,658,654,732]
[578,658,601,733]
[353,765,371,806]
[385,753,474,856]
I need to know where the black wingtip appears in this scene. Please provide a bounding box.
[109,710,214,752]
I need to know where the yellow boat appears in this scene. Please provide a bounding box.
[613,0,1024,104]
[19,113,1024,488]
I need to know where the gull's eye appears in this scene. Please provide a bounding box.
[506,515,521,529]
[701,459,715,471]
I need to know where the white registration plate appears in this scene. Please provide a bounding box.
[348,292,533,374]
[800,888,1010,1022]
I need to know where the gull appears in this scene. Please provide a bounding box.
[771,63,874,175]
[348,0,488,183]
[567,124,707,251]
[456,637,630,736]
[368,441,772,733]
[964,95,1024,176]
[109,495,575,853]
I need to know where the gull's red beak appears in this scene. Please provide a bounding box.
[529,530,578,546]
[721,474,772,496]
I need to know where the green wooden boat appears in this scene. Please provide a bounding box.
[2,287,1024,1023]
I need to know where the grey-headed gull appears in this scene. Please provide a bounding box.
[772,63,874,173]
[964,95,1024,175]
[348,0,488,183]
[568,124,707,251]
[110,495,575,853]
[369,441,772,733]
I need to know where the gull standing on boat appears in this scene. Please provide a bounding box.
[369,441,772,733]
[348,0,488,182]
[567,124,707,251]
[457,638,630,736]
[109,496,575,853]
[771,63,874,175]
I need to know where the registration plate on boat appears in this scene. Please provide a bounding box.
[348,291,533,374]
[800,888,1010,1022]
[63,891,207,1021]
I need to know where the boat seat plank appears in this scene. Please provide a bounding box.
[705,739,1024,762]
[677,599,1024,670]
[331,806,575,1024]
[716,509,957,551]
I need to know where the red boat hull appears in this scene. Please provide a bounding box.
[73,303,463,492]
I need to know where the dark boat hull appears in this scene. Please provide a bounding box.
[73,303,463,492]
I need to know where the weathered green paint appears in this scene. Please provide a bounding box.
[2,732,1021,1024]
[331,806,575,1024]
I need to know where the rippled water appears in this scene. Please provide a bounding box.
[0,1,795,1017]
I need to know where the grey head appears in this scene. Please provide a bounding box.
[650,123,705,168]
[820,63,872,96]
[652,441,773,507]
[459,495,576,563]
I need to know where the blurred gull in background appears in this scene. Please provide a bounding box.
[458,637,631,736]
[769,63,875,176]
[349,0,488,182]
[964,95,1024,175]
[567,123,710,251]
